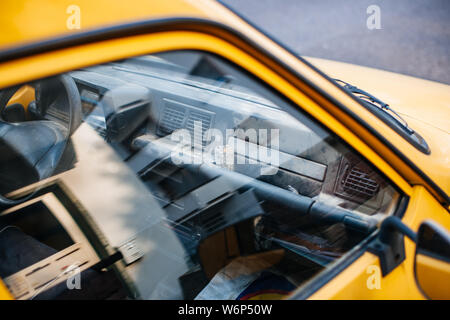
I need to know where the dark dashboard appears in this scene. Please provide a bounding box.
[69,58,394,219]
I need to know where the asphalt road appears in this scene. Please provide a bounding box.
[222,0,450,85]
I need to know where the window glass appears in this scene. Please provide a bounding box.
[0,51,399,300]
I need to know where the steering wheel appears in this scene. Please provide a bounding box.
[0,75,82,206]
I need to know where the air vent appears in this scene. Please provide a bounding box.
[185,110,212,146]
[342,166,379,200]
[334,156,382,207]
[158,105,186,135]
[157,100,214,144]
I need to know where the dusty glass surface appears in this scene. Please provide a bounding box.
[0,51,400,299]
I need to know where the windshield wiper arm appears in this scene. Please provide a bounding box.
[334,79,414,134]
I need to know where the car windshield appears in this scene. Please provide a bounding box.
[0,51,400,300]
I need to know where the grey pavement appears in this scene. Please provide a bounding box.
[222,0,450,85]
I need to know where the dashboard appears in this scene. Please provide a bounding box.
[70,59,395,219]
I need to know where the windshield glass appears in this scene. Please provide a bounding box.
[0,51,400,300]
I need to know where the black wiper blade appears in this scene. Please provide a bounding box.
[334,79,414,135]
[334,79,388,108]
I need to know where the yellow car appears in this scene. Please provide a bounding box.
[0,0,448,300]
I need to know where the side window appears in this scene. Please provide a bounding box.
[0,50,400,300]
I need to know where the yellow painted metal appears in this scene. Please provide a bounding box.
[0,280,13,300]
[415,254,450,300]
[6,85,35,113]
[0,0,207,50]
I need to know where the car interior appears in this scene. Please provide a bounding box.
[0,51,401,300]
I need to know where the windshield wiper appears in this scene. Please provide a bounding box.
[334,79,414,135]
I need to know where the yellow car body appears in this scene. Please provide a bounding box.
[0,0,448,300]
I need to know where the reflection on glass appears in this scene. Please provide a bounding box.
[0,51,400,300]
